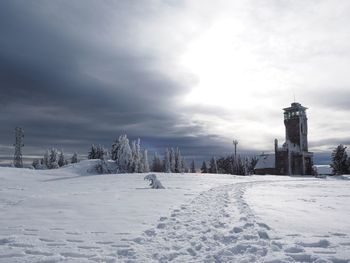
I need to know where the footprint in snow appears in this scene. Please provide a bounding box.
[25,250,54,256]
[144,229,156,237]
[66,239,84,243]
[96,241,114,245]
[297,239,330,248]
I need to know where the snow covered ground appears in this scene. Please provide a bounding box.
[0,160,349,262]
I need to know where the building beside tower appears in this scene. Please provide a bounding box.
[255,102,313,175]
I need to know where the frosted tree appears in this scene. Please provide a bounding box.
[13,127,24,168]
[116,135,132,173]
[164,148,171,173]
[201,161,208,173]
[111,139,120,161]
[174,148,181,173]
[32,159,39,169]
[331,144,349,175]
[143,149,150,173]
[71,152,78,163]
[48,148,59,169]
[88,144,97,159]
[152,152,163,172]
[43,150,50,168]
[190,160,196,173]
[95,145,108,160]
[180,156,186,173]
[170,148,175,172]
[58,150,65,167]
[131,140,137,172]
[132,138,142,173]
[209,157,218,174]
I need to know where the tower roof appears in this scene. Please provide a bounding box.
[283,102,307,112]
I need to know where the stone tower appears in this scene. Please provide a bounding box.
[283,102,308,152]
[275,102,313,175]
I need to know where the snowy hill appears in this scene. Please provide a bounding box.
[0,160,349,262]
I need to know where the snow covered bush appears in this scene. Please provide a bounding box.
[144,174,164,189]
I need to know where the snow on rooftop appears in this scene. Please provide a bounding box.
[255,154,275,169]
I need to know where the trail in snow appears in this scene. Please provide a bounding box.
[117,181,349,263]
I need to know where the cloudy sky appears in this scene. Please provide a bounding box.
[1,0,350,164]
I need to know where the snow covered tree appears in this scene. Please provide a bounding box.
[174,148,182,173]
[43,150,50,168]
[58,150,65,167]
[111,139,120,161]
[71,152,78,163]
[48,148,59,169]
[131,139,142,173]
[209,157,218,174]
[180,156,187,173]
[201,161,208,173]
[152,152,163,172]
[190,160,196,173]
[331,144,349,175]
[32,159,39,169]
[164,148,171,173]
[170,148,175,172]
[88,144,97,159]
[143,149,150,173]
[115,135,132,173]
[94,145,107,160]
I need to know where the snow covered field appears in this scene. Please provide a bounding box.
[0,161,349,262]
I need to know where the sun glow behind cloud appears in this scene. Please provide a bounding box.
[180,18,286,110]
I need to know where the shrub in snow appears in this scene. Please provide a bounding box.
[144,174,164,189]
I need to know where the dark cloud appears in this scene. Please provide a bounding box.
[0,0,226,163]
[0,1,345,167]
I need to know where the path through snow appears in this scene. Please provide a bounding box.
[117,180,348,262]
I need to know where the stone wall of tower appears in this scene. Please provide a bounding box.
[284,118,300,146]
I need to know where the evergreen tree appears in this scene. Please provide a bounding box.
[164,148,171,173]
[43,150,50,168]
[58,150,65,167]
[201,161,208,173]
[71,152,78,163]
[190,160,196,173]
[116,135,133,173]
[32,159,39,169]
[174,148,182,173]
[111,139,120,161]
[151,152,163,172]
[170,148,175,172]
[331,144,349,175]
[143,149,150,173]
[48,148,59,169]
[88,144,97,159]
[209,157,218,174]
[180,156,187,173]
[135,138,142,172]
[95,145,107,160]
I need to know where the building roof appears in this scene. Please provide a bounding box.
[255,154,275,169]
[283,102,308,112]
